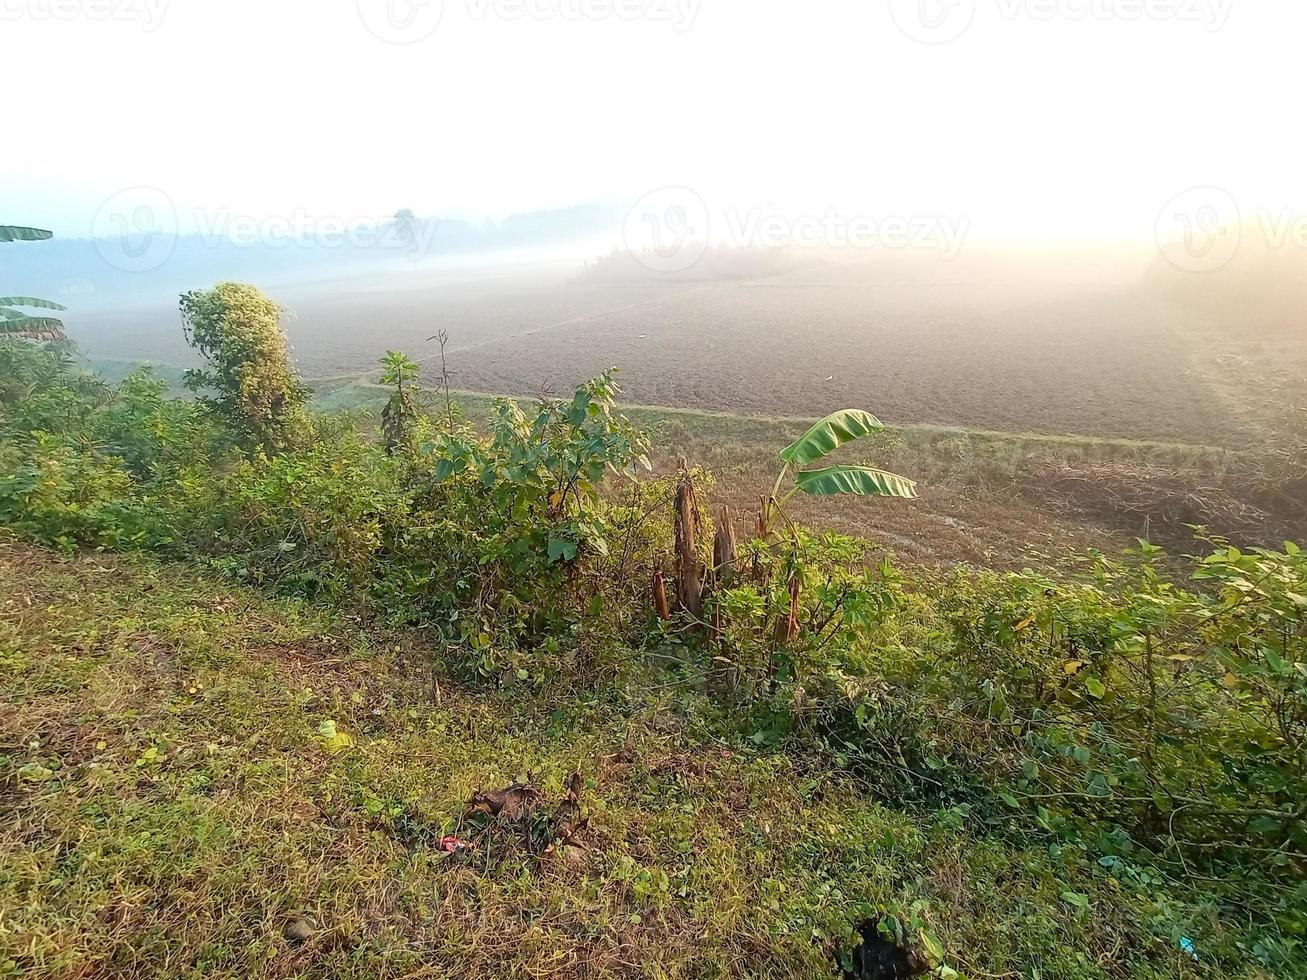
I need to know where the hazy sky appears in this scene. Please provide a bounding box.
[6,0,1305,244]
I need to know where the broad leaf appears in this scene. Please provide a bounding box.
[0,296,67,311]
[547,537,578,563]
[779,409,884,466]
[793,464,917,499]
[0,225,53,243]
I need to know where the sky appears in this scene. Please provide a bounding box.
[5,0,1306,247]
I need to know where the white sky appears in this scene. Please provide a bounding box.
[4,0,1304,244]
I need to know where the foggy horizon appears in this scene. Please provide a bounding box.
[8,1,1307,250]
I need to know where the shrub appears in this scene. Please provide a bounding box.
[180,283,309,451]
[385,370,651,676]
[767,540,1307,962]
[0,434,168,552]
[190,420,408,598]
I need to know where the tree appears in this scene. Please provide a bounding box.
[179,283,308,451]
[1,225,67,341]
[379,350,421,453]
[393,209,418,253]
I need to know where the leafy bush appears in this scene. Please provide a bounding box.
[760,539,1307,966]
[180,283,309,451]
[384,370,651,676]
[190,420,409,597]
[0,343,222,552]
[0,434,168,552]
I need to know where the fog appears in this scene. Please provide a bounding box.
[3,0,1305,440]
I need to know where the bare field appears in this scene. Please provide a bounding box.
[71,254,1305,447]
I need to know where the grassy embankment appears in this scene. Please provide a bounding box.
[1,540,1208,979]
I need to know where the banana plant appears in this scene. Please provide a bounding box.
[764,409,916,532]
[1,225,66,341]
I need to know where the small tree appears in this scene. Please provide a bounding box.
[379,350,421,453]
[179,282,308,451]
[762,409,916,534]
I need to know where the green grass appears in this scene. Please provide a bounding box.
[0,541,1212,979]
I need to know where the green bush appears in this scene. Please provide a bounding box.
[180,283,309,452]
[382,370,651,676]
[746,539,1307,967]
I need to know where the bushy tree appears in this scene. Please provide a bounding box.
[179,283,308,451]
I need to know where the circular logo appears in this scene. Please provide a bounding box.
[357,0,444,44]
[623,187,710,274]
[1155,187,1242,273]
[91,186,178,274]
[889,0,976,44]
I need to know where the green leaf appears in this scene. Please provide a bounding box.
[1060,891,1090,911]
[0,316,65,340]
[919,930,945,965]
[547,538,578,563]
[0,296,67,311]
[1084,676,1107,700]
[779,409,884,466]
[317,719,353,755]
[793,465,917,499]
[0,225,53,243]
[17,762,55,782]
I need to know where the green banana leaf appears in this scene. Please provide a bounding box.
[793,464,917,499]
[0,296,67,311]
[779,409,884,466]
[0,225,53,243]
[0,316,65,340]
